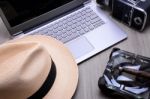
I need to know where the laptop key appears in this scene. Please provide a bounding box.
[84,27,90,33]
[93,21,105,28]
[89,25,95,30]
[76,26,82,31]
[78,29,85,35]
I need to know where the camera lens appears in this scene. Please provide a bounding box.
[131,8,145,30]
[134,17,143,25]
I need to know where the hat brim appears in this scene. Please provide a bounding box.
[11,35,78,99]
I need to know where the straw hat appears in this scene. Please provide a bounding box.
[0,35,78,99]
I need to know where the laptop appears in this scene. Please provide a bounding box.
[0,0,127,63]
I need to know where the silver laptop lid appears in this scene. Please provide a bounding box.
[0,0,87,36]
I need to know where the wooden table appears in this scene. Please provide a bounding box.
[73,2,150,99]
[0,1,150,99]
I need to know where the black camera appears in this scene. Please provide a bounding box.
[97,0,150,31]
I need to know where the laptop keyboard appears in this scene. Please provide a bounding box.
[31,7,105,43]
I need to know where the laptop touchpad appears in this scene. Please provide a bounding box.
[65,37,94,59]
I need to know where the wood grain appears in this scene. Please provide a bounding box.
[0,1,150,99]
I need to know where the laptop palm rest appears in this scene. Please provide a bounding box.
[65,37,94,59]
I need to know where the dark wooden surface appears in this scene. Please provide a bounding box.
[0,1,150,99]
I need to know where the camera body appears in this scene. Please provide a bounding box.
[97,0,150,31]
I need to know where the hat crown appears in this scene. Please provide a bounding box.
[0,42,51,99]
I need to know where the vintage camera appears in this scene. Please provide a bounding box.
[97,0,150,31]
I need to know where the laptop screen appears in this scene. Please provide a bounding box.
[0,0,85,35]
[0,0,73,27]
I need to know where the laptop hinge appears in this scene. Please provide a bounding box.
[83,0,91,5]
[13,31,23,36]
